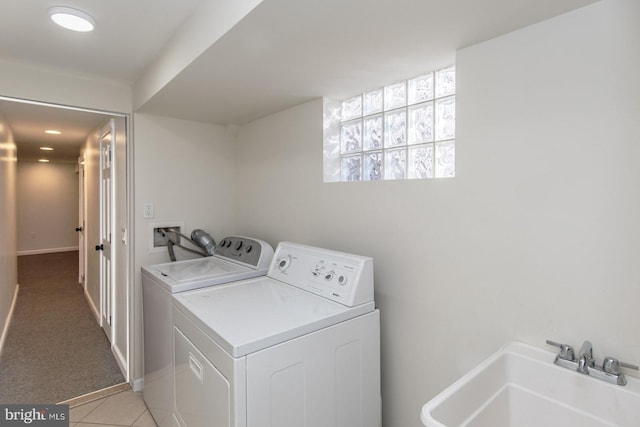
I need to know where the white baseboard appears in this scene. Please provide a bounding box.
[17,246,79,256]
[0,284,19,356]
[132,377,144,392]
[112,343,128,381]
[84,290,100,322]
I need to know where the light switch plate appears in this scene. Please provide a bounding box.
[143,202,154,219]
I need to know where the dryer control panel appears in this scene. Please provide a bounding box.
[215,236,274,270]
[269,242,374,307]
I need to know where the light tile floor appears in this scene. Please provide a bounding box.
[70,390,157,427]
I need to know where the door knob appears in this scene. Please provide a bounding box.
[76,227,83,232]
[95,244,104,251]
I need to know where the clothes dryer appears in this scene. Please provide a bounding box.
[142,236,273,427]
[171,241,381,427]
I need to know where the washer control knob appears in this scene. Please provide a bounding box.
[219,239,227,247]
[235,241,243,250]
[278,256,292,272]
[324,271,334,281]
[337,275,348,285]
[245,244,253,253]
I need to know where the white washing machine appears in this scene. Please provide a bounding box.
[142,236,274,427]
[171,241,381,427]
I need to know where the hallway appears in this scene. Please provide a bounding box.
[0,251,124,403]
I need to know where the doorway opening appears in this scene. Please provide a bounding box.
[0,95,132,401]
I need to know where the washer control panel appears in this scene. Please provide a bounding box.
[269,242,374,307]
[310,260,349,286]
[215,236,274,270]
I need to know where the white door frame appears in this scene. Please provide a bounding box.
[77,156,86,288]
[98,121,115,343]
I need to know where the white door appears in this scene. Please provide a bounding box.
[77,156,86,287]
[98,121,115,342]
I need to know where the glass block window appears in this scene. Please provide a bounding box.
[336,65,455,182]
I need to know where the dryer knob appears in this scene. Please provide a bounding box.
[245,244,253,253]
[278,256,292,272]
[235,241,243,250]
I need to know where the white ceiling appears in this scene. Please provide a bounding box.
[137,0,599,125]
[0,0,202,84]
[0,0,598,161]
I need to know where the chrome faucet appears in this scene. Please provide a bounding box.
[547,339,639,386]
[577,340,595,374]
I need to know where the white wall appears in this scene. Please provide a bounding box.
[234,2,640,426]
[0,113,17,351]
[16,161,79,254]
[0,60,131,114]
[134,0,263,110]
[132,113,238,385]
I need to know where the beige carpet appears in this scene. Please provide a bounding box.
[0,251,124,404]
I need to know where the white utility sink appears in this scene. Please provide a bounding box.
[421,342,640,427]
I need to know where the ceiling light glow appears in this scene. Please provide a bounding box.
[38,158,50,163]
[45,129,62,135]
[40,146,54,151]
[49,6,95,32]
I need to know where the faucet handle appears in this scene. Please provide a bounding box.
[546,340,575,361]
[602,357,639,375]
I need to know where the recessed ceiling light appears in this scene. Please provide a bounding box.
[49,6,95,32]
[45,129,62,135]
[40,146,54,151]
[38,158,50,163]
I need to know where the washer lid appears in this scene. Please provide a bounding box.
[144,256,269,293]
[172,277,375,358]
[153,256,248,283]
